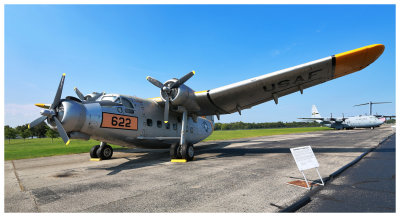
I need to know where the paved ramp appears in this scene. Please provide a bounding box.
[5,126,394,212]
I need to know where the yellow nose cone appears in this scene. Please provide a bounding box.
[334,44,385,79]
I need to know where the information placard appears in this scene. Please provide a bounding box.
[290,146,319,171]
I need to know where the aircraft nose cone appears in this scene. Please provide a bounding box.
[334,44,385,79]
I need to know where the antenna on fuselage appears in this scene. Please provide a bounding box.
[354,101,391,115]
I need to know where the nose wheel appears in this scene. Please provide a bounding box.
[90,142,113,160]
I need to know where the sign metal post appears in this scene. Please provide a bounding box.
[290,146,324,189]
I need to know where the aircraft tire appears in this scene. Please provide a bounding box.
[181,143,194,161]
[96,144,113,160]
[170,143,181,159]
[90,145,100,158]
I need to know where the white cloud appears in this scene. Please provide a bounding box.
[4,103,42,127]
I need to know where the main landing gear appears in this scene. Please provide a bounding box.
[169,106,195,161]
[170,142,195,161]
[90,142,113,160]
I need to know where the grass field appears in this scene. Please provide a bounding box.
[5,127,331,160]
[4,138,125,161]
[204,127,331,141]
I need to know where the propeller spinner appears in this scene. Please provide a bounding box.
[146,71,195,123]
[29,74,70,145]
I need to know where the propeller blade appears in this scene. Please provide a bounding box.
[146,76,164,88]
[53,116,70,145]
[164,98,170,123]
[354,103,369,107]
[171,71,195,88]
[51,73,66,109]
[28,116,47,129]
[373,102,392,104]
[74,87,85,100]
[34,103,51,109]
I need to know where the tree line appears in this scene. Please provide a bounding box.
[4,123,59,143]
[213,121,323,131]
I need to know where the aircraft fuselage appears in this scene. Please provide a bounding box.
[48,94,214,149]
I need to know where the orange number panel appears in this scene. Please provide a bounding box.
[101,113,138,130]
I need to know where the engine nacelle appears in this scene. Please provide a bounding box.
[46,100,86,132]
[160,79,200,111]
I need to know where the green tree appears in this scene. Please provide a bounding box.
[5,126,17,144]
[31,123,49,138]
[46,128,59,142]
[20,129,32,141]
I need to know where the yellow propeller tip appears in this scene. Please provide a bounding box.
[192,70,195,75]
[66,140,71,146]
[62,73,66,76]
[164,121,168,123]
[35,103,50,109]
[146,76,150,80]
[28,124,30,129]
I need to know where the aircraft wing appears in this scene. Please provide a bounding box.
[193,44,384,116]
[298,117,345,124]
[298,117,325,121]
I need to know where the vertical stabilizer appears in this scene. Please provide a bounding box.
[311,105,321,118]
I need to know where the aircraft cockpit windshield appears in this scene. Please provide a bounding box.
[101,95,118,102]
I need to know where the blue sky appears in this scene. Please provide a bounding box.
[4,4,396,127]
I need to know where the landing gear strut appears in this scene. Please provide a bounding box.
[169,107,195,161]
[90,142,113,160]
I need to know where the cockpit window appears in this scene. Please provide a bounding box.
[121,97,134,108]
[102,95,118,102]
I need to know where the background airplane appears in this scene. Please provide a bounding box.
[299,105,386,130]
[29,44,385,160]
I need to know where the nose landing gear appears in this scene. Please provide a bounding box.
[90,142,113,160]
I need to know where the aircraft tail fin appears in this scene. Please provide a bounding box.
[312,105,321,118]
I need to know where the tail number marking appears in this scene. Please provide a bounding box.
[101,113,138,130]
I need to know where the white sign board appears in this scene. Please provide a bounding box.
[290,146,319,171]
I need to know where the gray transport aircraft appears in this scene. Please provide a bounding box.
[29,44,385,161]
[299,105,386,130]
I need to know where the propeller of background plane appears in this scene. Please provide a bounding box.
[146,71,195,123]
[29,74,70,145]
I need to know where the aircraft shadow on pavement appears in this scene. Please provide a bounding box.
[93,140,378,175]
[94,141,236,176]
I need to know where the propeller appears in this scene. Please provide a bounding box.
[29,73,70,145]
[74,87,85,101]
[146,71,195,123]
[74,87,104,102]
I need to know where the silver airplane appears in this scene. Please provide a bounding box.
[299,105,386,130]
[29,44,385,160]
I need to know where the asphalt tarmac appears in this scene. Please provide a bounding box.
[297,134,396,212]
[4,125,395,212]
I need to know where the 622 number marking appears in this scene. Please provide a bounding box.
[111,116,131,128]
[101,113,138,130]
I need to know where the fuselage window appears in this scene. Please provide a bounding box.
[147,119,153,127]
[166,123,170,129]
[157,120,162,128]
[173,123,177,130]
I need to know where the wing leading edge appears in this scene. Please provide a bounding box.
[194,44,385,116]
